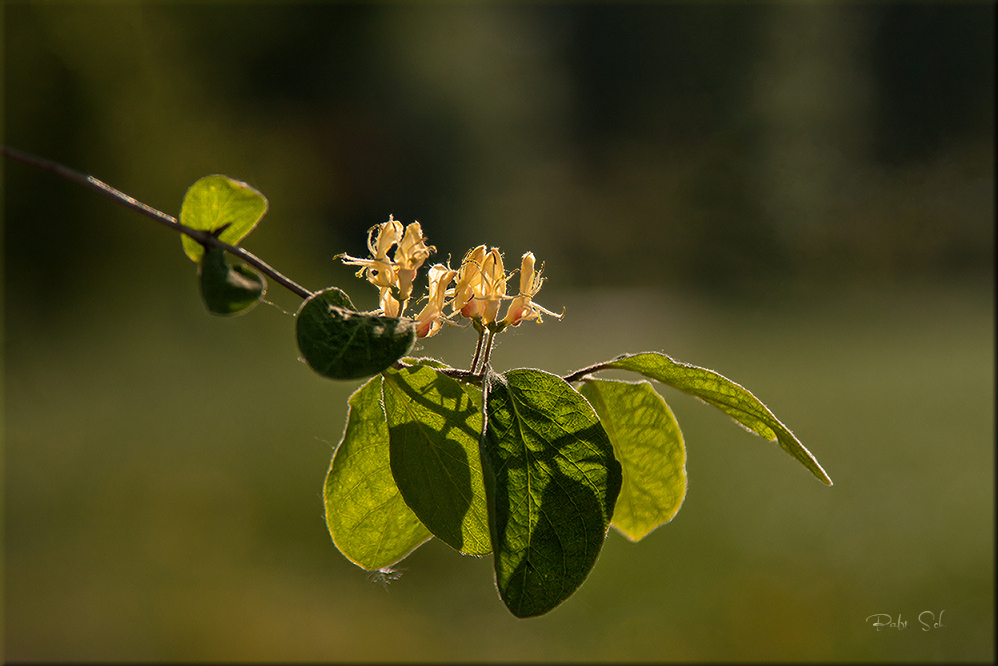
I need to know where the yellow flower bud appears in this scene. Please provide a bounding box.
[479,248,507,325]
[452,245,487,319]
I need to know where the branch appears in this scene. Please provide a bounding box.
[3,146,315,301]
[437,367,485,386]
[561,361,613,384]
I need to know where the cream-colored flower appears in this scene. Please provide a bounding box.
[393,222,434,302]
[415,264,458,338]
[338,217,403,289]
[379,287,403,318]
[502,252,563,327]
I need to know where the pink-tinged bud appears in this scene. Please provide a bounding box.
[504,296,531,327]
[501,252,562,326]
[461,298,484,319]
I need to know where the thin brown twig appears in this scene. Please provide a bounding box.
[3,145,315,301]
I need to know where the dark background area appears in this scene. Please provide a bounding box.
[6,3,993,309]
[4,3,994,661]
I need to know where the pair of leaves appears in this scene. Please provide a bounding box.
[179,175,268,264]
[568,351,830,545]
[179,175,269,316]
[325,360,625,617]
[324,362,488,571]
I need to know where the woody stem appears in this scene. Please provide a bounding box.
[2,145,314,300]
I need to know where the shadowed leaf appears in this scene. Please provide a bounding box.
[483,368,621,618]
[296,287,414,380]
[198,244,266,315]
[382,361,491,556]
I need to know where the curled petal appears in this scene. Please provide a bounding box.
[396,267,418,302]
[339,254,396,289]
[371,217,404,260]
[339,217,404,290]
[395,222,435,271]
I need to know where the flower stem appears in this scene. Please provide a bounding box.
[478,328,497,373]
[469,320,486,373]
[3,146,315,301]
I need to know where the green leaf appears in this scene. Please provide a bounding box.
[179,175,268,263]
[588,352,832,485]
[319,286,356,311]
[483,368,622,618]
[198,244,267,315]
[324,375,432,570]
[296,287,415,380]
[579,379,686,542]
[382,361,491,556]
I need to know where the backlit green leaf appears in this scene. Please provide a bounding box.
[579,379,686,542]
[324,376,432,570]
[382,361,491,556]
[483,368,622,618]
[198,244,266,316]
[296,287,415,380]
[589,352,832,485]
[179,175,268,263]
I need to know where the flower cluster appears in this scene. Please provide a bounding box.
[339,218,562,338]
[337,216,434,318]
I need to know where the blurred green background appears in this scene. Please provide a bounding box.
[4,3,994,661]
